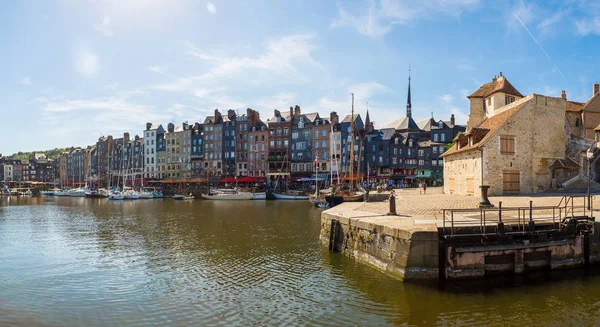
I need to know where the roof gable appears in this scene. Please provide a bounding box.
[468,75,523,99]
[443,96,532,156]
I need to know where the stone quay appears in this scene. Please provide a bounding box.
[320,187,600,280]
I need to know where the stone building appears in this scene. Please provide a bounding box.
[443,91,567,195]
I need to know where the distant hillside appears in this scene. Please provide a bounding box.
[7,148,67,162]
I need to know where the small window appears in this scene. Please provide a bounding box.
[576,118,580,127]
[500,135,515,155]
[505,96,515,105]
[438,121,443,128]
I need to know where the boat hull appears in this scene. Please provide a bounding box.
[201,193,254,200]
[273,193,309,200]
[251,192,266,200]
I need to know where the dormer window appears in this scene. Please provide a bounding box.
[409,140,413,147]
[505,96,515,105]
[438,121,443,128]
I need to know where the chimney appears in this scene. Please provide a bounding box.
[146,122,152,131]
[167,123,175,133]
[450,114,455,126]
[594,83,599,97]
[227,109,236,120]
[274,109,280,117]
[214,109,222,122]
[289,106,294,119]
[330,111,339,124]
[561,90,567,99]
[294,105,301,117]
[124,132,130,143]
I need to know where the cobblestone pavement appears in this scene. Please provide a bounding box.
[358,187,595,220]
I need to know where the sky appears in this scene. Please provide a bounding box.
[2,0,600,155]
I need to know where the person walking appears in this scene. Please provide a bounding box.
[423,182,427,195]
[418,182,423,195]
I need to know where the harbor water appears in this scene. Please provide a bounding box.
[1,197,600,326]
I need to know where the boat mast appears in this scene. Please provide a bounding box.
[350,93,355,193]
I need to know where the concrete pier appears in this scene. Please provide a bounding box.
[320,188,600,280]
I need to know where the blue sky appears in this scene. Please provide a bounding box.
[2,0,600,154]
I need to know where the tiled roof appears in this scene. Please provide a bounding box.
[549,158,580,169]
[468,75,523,98]
[566,101,585,112]
[442,96,532,156]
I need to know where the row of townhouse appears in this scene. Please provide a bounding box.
[132,75,464,183]
[1,74,465,185]
[0,153,56,183]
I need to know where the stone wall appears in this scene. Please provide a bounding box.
[443,150,482,195]
[449,95,566,196]
[584,96,600,139]
[320,210,439,280]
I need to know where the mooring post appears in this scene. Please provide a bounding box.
[387,190,396,216]
[528,200,535,232]
[584,233,591,270]
[497,201,505,236]
[329,219,337,251]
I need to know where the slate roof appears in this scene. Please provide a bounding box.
[379,128,395,140]
[304,112,319,122]
[384,116,420,131]
[416,117,436,131]
[342,114,359,123]
[442,96,532,156]
[468,75,523,98]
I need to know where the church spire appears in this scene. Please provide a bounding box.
[365,101,371,127]
[406,64,412,118]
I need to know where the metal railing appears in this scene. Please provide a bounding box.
[441,196,595,238]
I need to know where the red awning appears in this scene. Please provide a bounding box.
[219,177,236,183]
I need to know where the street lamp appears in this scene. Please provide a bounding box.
[587,148,594,211]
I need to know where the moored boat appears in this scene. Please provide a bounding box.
[273,191,309,200]
[173,194,195,200]
[108,191,125,200]
[201,189,253,200]
[251,192,266,200]
[85,189,108,198]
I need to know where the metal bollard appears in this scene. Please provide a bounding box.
[497,201,505,236]
[387,190,397,216]
[528,200,535,231]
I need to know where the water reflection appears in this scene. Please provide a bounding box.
[2,197,600,326]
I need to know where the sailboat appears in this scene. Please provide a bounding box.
[339,93,365,203]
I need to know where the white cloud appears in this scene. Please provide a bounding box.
[93,14,113,37]
[456,62,474,71]
[508,0,535,33]
[147,65,168,75]
[75,50,99,78]
[331,0,480,38]
[207,2,216,14]
[439,94,454,103]
[576,17,600,36]
[106,82,120,90]
[20,77,32,85]
[537,10,568,34]
[154,34,325,93]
